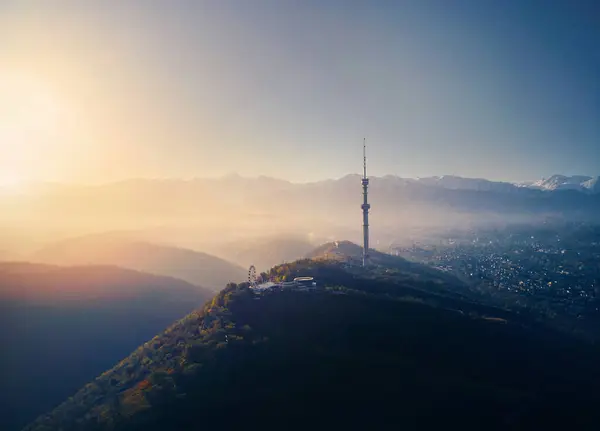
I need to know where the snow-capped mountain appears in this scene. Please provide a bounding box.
[335,174,599,195]
[527,175,597,193]
[582,177,600,193]
[414,175,518,193]
[392,174,600,195]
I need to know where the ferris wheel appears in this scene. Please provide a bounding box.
[248,265,257,287]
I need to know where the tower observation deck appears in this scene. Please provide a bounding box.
[362,138,370,267]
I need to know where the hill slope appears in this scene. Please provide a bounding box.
[25,259,600,431]
[306,241,481,299]
[31,235,247,291]
[0,263,212,431]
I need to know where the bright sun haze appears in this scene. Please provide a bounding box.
[1,0,598,183]
[2,4,600,430]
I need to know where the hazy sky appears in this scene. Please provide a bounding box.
[1,0,598,184]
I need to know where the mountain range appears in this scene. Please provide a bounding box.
[2,173,599,260]
[7,173,599,196]
[413,174,600,194]
[527,175,600,193]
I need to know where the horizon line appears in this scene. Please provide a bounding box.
[6,172,598,188]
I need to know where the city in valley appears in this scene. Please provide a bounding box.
[392,222,600,337]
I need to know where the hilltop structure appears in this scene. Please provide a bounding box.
[361,138,370,267]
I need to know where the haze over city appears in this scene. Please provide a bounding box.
[1,0,598,186]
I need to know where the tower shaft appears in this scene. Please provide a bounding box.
[361,138,370,267]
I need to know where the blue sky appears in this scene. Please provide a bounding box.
[1,0,598,183]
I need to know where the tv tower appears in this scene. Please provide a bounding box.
[361,138,370,267]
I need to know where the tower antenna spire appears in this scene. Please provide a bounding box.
[363,137,367,179]
[361,138,370,267]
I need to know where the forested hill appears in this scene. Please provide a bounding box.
[25,259,600,431]
[306,240,472,293]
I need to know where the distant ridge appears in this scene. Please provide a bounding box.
[0,261,209,301]
[31,235,247,291]
[15,173,600,194]
[3,174,599,250]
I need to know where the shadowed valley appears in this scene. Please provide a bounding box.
[0,263,212,431]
